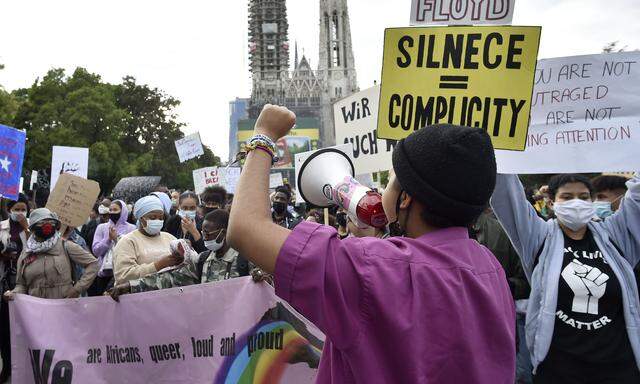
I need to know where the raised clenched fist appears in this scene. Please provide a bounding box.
[561,259,609,315]
[255,104,296,141]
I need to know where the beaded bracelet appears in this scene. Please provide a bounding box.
[248,134,278,154]
[244,136,280,165]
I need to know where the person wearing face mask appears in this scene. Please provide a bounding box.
[591,175,629,219]
[88,200,136,296]
[164,191,206,253]
[2,208,98,301]
[80,199,111,251]
[491,171,640,383]
[200,186,227,217]
[227,105,516,383]
[0,194,30,382]
[108,209,242,300]
[112,195,182,284]
[271,186,300,229]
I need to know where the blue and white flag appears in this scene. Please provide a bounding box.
[0,124,26,200]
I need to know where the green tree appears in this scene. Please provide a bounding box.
[12,68,220,194]
[0,63,18,126]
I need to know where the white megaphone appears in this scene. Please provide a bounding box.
[297,148,388,228]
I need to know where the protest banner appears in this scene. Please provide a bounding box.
[496,52,640,173]
[270,172,284,189]
[334,85,395,174]
[175,132,205,163]
[193,167,241,195]
[0,124,26,200]
[46,173,101,228]
[50,146,89,191]
[376,26,541,151]
[10,278,324,384]
[410,0,515,26]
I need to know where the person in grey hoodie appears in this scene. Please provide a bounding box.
[491,172,640,383]
[89,200,136,296]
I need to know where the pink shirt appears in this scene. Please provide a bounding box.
[275,221,515,383]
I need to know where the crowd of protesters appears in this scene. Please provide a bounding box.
[0,109,638,383]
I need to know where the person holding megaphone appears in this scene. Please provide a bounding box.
[228,105,515,383]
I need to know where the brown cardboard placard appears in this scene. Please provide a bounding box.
[46,173,101,228]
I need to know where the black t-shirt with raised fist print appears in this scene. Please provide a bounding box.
[549,230,633,363]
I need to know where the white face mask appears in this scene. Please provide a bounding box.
[144,220,164,235]
[10,211,26,222]
[554,199,595,231]
[179,210,197,221]
[204,239,224,252]
[98,206,110,215]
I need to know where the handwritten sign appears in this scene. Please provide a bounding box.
[175,133,205,163]
[50,146,89,192]
[376,26,541,151]
[192,167,241,195]
[334,85,395,174]
[46,173,101,228]
[410,0,515,26]
[496,52,640,173]
[269,173,284,189]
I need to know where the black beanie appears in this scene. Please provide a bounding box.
[392,124,497,227]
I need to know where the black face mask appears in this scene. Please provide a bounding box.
[203,206,218,216]
[34,223,57,240]
[272,202,287,215]
[336,212,347,227]
[110,213,121,224]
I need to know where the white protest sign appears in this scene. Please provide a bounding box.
[334,85,395,174]
[269,173,284,189]
[294,144,353,204]
[50,146,89,191]
[193,167,242,195]
[410,0,515,26]
[496,52,640,174]
[219,167,241,194]
[175,132,205,163]
[29,170,38,189]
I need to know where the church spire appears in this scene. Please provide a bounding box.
[295,40,299,69]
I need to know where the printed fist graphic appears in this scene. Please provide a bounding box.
[561,259,609,315]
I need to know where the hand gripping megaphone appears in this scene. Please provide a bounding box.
[297,148,388,228]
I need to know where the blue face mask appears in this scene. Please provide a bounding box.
[594,201,613,219]
[144,219,164,235]
[179,210,197,221]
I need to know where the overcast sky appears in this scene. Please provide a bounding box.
[1,0,639,160]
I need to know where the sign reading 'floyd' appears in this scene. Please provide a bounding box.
[377,26,541,151]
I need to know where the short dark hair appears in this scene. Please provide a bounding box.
[179,191,199,205]
[591,175,628,193]
[548,174,593,201]
[201,186,227,205]
[203,209,229,228]
[275,186,291,201]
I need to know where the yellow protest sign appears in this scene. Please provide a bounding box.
[377,26,541,151]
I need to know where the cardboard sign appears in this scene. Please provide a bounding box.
[193,167,241,195]
[377,26,541,151]
[496,52,640,173]
[334,86,395,174]
[175,132,205,163]
[46,173,100,228]
[410,0,515,26]
[269,173,284,189]
[50,146,89,191]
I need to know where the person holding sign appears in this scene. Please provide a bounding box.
[3,208,98,300]
[491,173,640,383]
[228,105,515,383]
[113,195,182,284]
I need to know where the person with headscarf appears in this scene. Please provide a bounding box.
[112,195,182,284]
[3,208,98,300]
[88,200,136,295]
[0,193,30,382]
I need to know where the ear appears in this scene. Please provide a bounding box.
[399,192,413,210]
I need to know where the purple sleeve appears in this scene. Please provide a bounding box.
[92,224,111,258]
[275,221,366,350]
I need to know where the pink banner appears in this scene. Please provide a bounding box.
[10,278,324,383]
